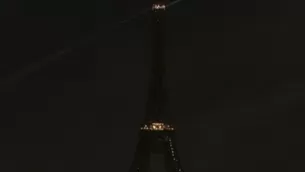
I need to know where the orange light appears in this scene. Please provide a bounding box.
[140,122,175,131]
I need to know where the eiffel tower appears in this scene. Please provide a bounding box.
[128,1,184,172]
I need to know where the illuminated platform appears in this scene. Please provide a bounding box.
[140,122,174,131]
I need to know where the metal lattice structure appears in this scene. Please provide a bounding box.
[129,1,184,171]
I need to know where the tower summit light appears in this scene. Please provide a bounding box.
[128,0,184,171]
[152,4,166,10]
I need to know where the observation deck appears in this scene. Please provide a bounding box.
[140,122,174,131]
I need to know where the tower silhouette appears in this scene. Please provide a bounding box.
[128,1,184,172]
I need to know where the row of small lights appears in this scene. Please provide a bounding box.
[140,123,174,131]
[168,137,183,172]
[135,132,182,171]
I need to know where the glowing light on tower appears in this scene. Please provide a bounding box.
[152,4,166,10]
[140,122,174,131]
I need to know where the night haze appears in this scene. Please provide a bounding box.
[0,0,305,172]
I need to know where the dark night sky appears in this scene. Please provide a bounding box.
[0,0,305,172]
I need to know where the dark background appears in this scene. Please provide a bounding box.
[0,0,304,171]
